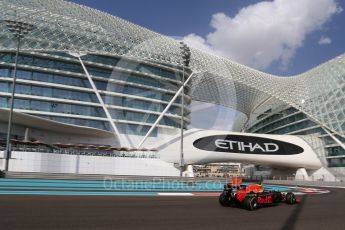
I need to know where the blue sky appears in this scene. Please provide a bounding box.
[70,0,345,131]
[70,0,345,76]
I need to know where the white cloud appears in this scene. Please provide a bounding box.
[182,34,215,54]
[318,36,332,45]
[183,0,342,70]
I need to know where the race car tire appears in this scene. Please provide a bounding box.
[272,192,282,205]
[285,192,296,205]
[219,193,232,207]
[243,196,258,210]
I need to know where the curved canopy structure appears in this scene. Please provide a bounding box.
[0,0,344,138]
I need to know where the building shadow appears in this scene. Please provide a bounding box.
[280,195,307,230]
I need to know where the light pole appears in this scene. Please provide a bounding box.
[179,42,191,177]
[4,20,34,171]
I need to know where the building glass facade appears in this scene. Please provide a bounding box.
[247,106,345,167]
[0,51,191,137]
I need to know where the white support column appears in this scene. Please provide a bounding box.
[24,128,29,142]
[295,168,310,181]
[321,126,345,151]
[72,53,124,146]
[137,71,197,149]
[183,165,194,177]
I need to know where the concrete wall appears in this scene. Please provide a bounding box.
[0,151,180,176]
[0,150,4,170]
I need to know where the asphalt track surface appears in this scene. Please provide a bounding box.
[0,187,344,230]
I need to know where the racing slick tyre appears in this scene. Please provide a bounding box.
[272,192,282,205]
[285,192,296,205]
[219,193,232,207]
[243,196,258,210]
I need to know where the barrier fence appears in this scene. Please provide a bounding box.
[263,179,345,188]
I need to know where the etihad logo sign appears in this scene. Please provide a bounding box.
[215,140,279,153]
[193,135,304,155]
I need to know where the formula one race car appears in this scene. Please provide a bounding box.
[219,178,298,210]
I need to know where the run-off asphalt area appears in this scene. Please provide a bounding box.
[0,188,344,230]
